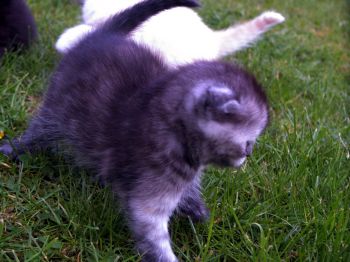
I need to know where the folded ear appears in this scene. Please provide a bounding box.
[204,86,240,114]
[219,100,241,114]
[205,86,232,104]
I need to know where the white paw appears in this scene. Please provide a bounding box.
[256,11,285,31]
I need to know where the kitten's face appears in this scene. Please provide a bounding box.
[198,116,267,168]
[188,78,268,168]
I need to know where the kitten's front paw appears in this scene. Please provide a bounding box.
[0,143,20,162]
[0,143,14,157]
[256,11,285,31]
[142,253,178,262]
[177,199,210,222]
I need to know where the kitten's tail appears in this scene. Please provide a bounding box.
[101,0,200,35]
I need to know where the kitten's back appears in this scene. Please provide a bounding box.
[42,0,200,166]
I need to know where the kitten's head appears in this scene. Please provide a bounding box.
[183,63,269,168]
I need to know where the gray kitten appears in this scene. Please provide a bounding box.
[0,0,269,261]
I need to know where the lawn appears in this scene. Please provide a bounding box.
[0,0,349,261]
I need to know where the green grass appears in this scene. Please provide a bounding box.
[1,0,349,261]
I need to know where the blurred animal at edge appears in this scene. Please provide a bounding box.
[56,0,285,67]
[0,0,37,57]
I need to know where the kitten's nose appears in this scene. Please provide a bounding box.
[246,141,254,156]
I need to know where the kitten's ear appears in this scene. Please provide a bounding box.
[205,86,241,114]
[219,100,241,114]
[206,86,232,103]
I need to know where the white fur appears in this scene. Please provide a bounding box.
[198,119,265,144]
[198,121,233,140]
[130,192,182,261]
[232,157,246,167]
[55,24,93,54]
[208,86,233,96]
[55,0,285,67]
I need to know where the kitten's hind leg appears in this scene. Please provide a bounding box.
[254,11,285,32]
[216,11,285,56]
[176,177,209,222]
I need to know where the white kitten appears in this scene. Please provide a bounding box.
[56,0,285,67]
